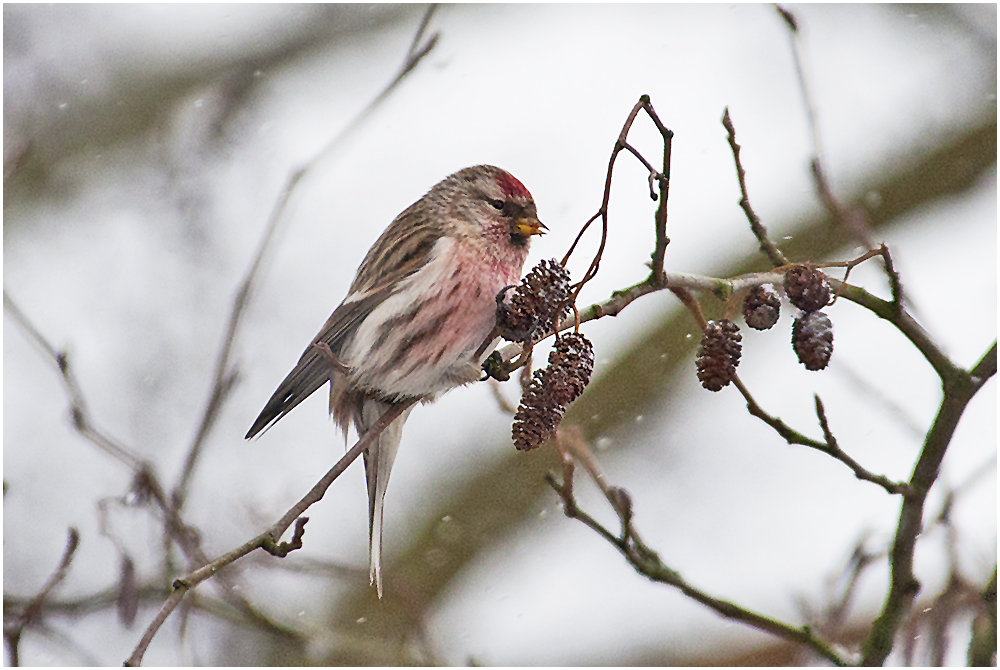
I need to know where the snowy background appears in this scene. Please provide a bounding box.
[4,4,996,666]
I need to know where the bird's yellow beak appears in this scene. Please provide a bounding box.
[516,217,547,237]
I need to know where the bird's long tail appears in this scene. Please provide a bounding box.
[359,398,413,598]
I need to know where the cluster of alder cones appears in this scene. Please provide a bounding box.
[496,260,836,446]
[496,259,595,451]
[696,264,834,392]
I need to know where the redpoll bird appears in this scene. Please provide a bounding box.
[246,165,545,597]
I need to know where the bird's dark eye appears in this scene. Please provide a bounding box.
[489,198,505,211]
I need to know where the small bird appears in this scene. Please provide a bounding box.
[246,165,545,597]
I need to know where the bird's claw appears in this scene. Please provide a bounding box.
[312,341,351,376]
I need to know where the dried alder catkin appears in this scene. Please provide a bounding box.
[696,320,742,391]
[784,265,831,313]
[497,259,572,343]
[545,333,594,406]
[512,369,563,451]
[512,332,594,450]
[742,284,781,330]
[792,311,834,371]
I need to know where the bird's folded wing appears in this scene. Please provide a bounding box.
[245,287,392,439]
[246,212,444,440]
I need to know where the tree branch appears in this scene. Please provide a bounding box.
[861,339,995,665]
[722,107,790,267]
[124,398,415,666]
[547,434,849,667]
[3,528,79,667]
[812,395,911,495]
[3,293,147,471]
[562,95,673,299]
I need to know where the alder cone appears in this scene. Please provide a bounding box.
[696,319,742,392]
[743,284,780,330]
[792,311,834,370]
[512,332,594,450]
[546,332,594,406]
[512,368,563,451]
[497,258,571,343]
[784,265,831,312]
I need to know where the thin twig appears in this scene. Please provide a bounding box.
[171,3,441,511]
[487,379,517,416]
[561,100,645,288]
[547,437,849,666]
[721,107,789,267]
[811,160,875,251]
[496,270,784,368]
[727,380,911,495]
[562,95,673,300]
[773,5,824,174]
[3,528,80,667]
[808,535,885,648]
[2,291,282,635]
[729,377,826,449]
[645,99,673,284]
[774,5,891,270]
[4,583,304,645]
[3,292,146,471]
[813,395,912,495]
[645,281,913,497]
[125,398,415,666]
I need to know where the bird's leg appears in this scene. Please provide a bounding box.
[312,341,351,376]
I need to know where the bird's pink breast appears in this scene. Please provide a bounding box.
[343,237,526,399]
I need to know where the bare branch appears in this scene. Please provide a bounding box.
[547,434,849,667]
[774,4,909,300]
[125,398,415,666]
[813,395,912,495]
[4,528,80,667]
[643,282,913,497]
[808,535,886,647]
[495,270,786,369]
[861,340,994,665]
[830,279,960,382]
[3,292,146,471]
[721,108,789,267]
[3,291,277,641]
[4,582,304,644]
[644,97,674,283]
[562,95,673,300]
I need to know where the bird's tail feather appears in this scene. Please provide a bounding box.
[359,399,412,598]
